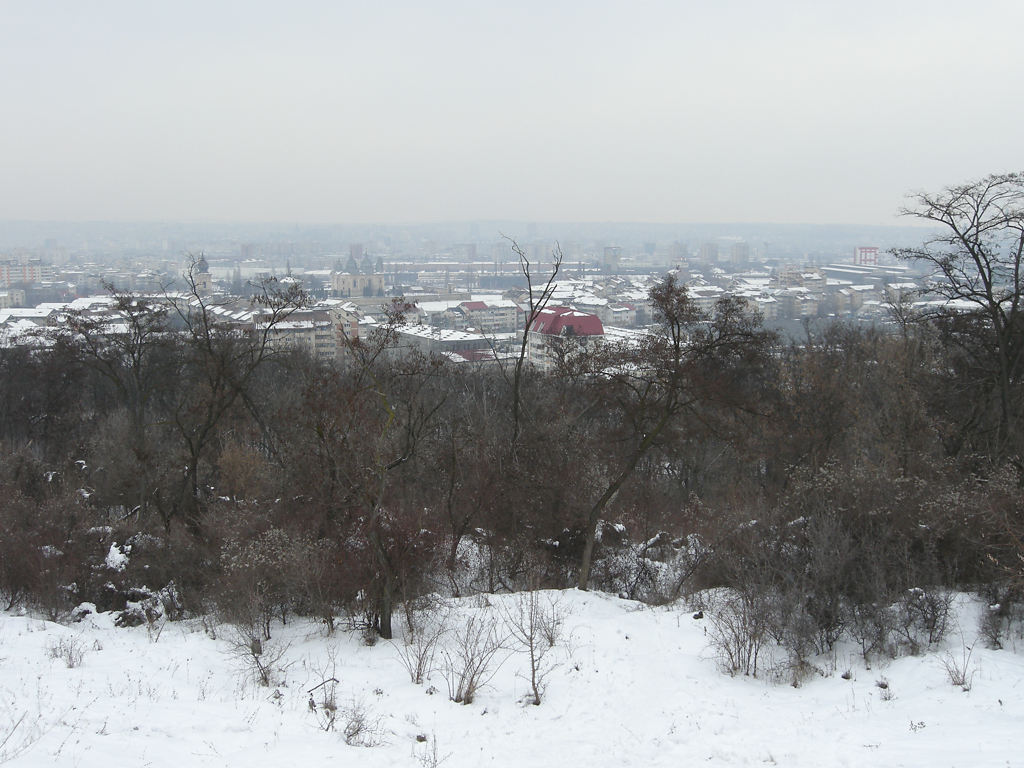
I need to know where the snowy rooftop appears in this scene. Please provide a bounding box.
[397,325,488,342]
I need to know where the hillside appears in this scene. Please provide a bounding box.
[2,590,1021,767]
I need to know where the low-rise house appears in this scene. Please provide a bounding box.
[392,324,495,359]
[456,299,519,334]
[256,309,338,363]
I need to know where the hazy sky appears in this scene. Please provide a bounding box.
[2,1,1022,225]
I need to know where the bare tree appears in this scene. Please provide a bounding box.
[576,276,776,589]
[501,236,562,453]
[440,606,508,704]
[61,283,175,519]
[334,298,446,639]
[894,172,1024,458]
[163,255,306,532]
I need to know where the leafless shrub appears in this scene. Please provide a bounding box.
[218,529,340,641]
[846,601,897,666]
[502,590,566,705]
[706,590,771,677]
[589,541,662,602]
[441,608,508,704]
[199,614,220,640]
[940,639,976,691]
[307,646,340,732]
[415,733,451,768]
[308,677,339,732]
[769,655,821,689]
[46,635,86,668]
[536,591,569,648]
[341,697,384,747]
[392,608,449,685]
[978,589,1024,650]
[224,625,290,687]
[343,589,380,637]
[875,676,894,701]
[893,587,954,654]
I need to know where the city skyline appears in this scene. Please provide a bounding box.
[2,1,1022,225]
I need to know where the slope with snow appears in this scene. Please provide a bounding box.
[1,591,1021,767]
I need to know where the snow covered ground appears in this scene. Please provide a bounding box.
[2,590,1022,767]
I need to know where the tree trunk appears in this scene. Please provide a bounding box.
[577,414,670,590]
[367,521,394,639]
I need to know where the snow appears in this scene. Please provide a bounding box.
[1,591,1022,767]
[104,543,129,572]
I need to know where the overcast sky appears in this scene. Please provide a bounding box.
[2,0,1022,225]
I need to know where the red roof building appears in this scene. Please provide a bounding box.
[527,306,604,371]
[529,306,604,337]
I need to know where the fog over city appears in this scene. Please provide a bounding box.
[3,0,1022,225]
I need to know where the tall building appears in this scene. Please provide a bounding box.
[601,246,622,273]
[670,241,689,262]
[854,247,879,266]
[699,242,719,264]
[730,242,751,267]
[0,259,51,288]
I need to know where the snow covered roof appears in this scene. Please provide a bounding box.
[0,318,46,336]
[415,300,463,314]
[441,348,500,363]
[0,308,54,322]
[397,325,487,342]
[529,306,604,336]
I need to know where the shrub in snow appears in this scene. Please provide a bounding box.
[217,529,340,640]
[893,587,954,654]
[392,606,450,685]
[940,639,976,691]
[46,634,87,668]
[441,607,509,704]
[340,697,384,747]
[705,589,772,677]
[502,590,566,705]
[414,734,450,768]
[307,646,341,732]
[846,600,897,665]
[0,473,107,619]
[978,586,1024,650]
[590,545,661,601]
[875,677,894,701]
[224,624,291,687]
[585,525,709,604]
